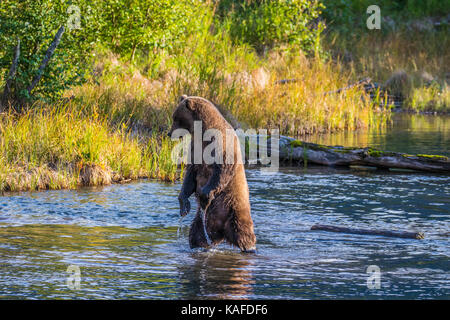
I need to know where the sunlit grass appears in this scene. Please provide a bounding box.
[69,25,387,139]
[409,85,450,113]
[0,106,180,192]
[325,30,449,112]
[2,3,448,194]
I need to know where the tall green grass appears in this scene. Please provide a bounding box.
[0,105,180,192]
[2,0,447,194]
[69,15,387,138]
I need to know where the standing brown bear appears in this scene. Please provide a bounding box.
[168,95,256,252]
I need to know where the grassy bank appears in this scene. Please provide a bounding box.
[1,43,386,192]
[0,13,402,192]
[320,0,449,113]
[325,30,449,113]
[0,106,180,192]
[70,31,388,138]
[1,1,448,193]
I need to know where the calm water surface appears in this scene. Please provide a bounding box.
[0,114,449,299]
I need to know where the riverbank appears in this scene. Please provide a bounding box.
[323,17,449,113]
[1,107,449,193]
[0,107,181,192]
[0,43,388,192]
[1,39,447,192]
[1,3,449,192]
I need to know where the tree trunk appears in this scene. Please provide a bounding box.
[27,26,65,95]
[1,39,21,110]
[130,43,137,63]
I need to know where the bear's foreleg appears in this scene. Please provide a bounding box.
[178,165,196,216]
[199,163,235,209]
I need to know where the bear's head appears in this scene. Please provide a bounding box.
[168,95,195,137]
[168,95,231,139]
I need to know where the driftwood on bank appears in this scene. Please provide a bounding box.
[311,224,425,240]
[323,77,372,95]
[275,135,450,173]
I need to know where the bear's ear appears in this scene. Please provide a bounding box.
[178,95,188,103]
[184,97,195,111]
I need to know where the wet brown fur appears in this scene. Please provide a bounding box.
[168,96,256,252]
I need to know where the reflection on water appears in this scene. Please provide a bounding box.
[0,114,449,299]
[178,251,255,300]
[304,113,450,157]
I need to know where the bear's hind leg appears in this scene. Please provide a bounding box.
[189,210,225,249]
[224,215,256,253]
[189,211,209,249]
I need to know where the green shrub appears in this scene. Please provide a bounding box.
[321,0,450,30]
[0,0,97,104]
[0,0,206,105]
[95,0,207,61]
[216,0,325,53]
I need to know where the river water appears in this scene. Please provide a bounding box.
[0,114,449,299]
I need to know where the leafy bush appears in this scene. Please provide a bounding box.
[216,0,325,53]
[0,0,206,105]
[321,0,450,30]
[94,0,206,61]
[0,0,96,104]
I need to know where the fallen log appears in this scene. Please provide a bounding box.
[323,77,372,95]
[276,135,450,173]
[311,224,425,240]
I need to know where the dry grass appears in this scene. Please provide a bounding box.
[325,30,449,112]
[69,36,387,140]
[227,50,380,135]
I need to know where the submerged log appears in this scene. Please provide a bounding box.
[275,135,450,173]
[311,224,424,240]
